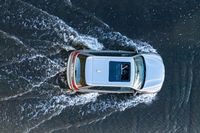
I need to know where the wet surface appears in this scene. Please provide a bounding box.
[0,0,200,133]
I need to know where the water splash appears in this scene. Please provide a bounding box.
[22,93,99,133]
[71,35,104,50]
[82,93,157,115]
[0,0,104,51]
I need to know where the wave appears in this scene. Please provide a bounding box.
[0,0,104,50]
[19,93,156,133]
[21,0,156,53]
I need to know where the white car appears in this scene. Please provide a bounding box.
[67,50,165,94]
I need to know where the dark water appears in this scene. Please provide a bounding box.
[0,0,200,133]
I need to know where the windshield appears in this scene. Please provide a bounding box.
[133,56,145,89]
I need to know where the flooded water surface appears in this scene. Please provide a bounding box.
[0,0,200,133]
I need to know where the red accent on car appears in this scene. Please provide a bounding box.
[70,51,80,91]
[72,51,79,63]
[72,79,78,90]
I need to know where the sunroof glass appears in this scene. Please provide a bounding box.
[109,61,130,82]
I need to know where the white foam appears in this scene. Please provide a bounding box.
[117,93,157,111]
[84,93,157,115]
[103,31,157,53]
[52,93,157,128]
[71,35,104,50]
[22,93,99,120]
[22,93,99,133]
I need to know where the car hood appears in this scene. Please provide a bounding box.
[141,54,165,93]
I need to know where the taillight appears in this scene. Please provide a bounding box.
[72,79,78,90]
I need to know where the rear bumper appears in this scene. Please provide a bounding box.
[66,51,80,91]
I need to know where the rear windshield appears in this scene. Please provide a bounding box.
[109,61,130,82]
[75,54,87,86]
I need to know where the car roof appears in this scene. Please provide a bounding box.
[85,56,135,87]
